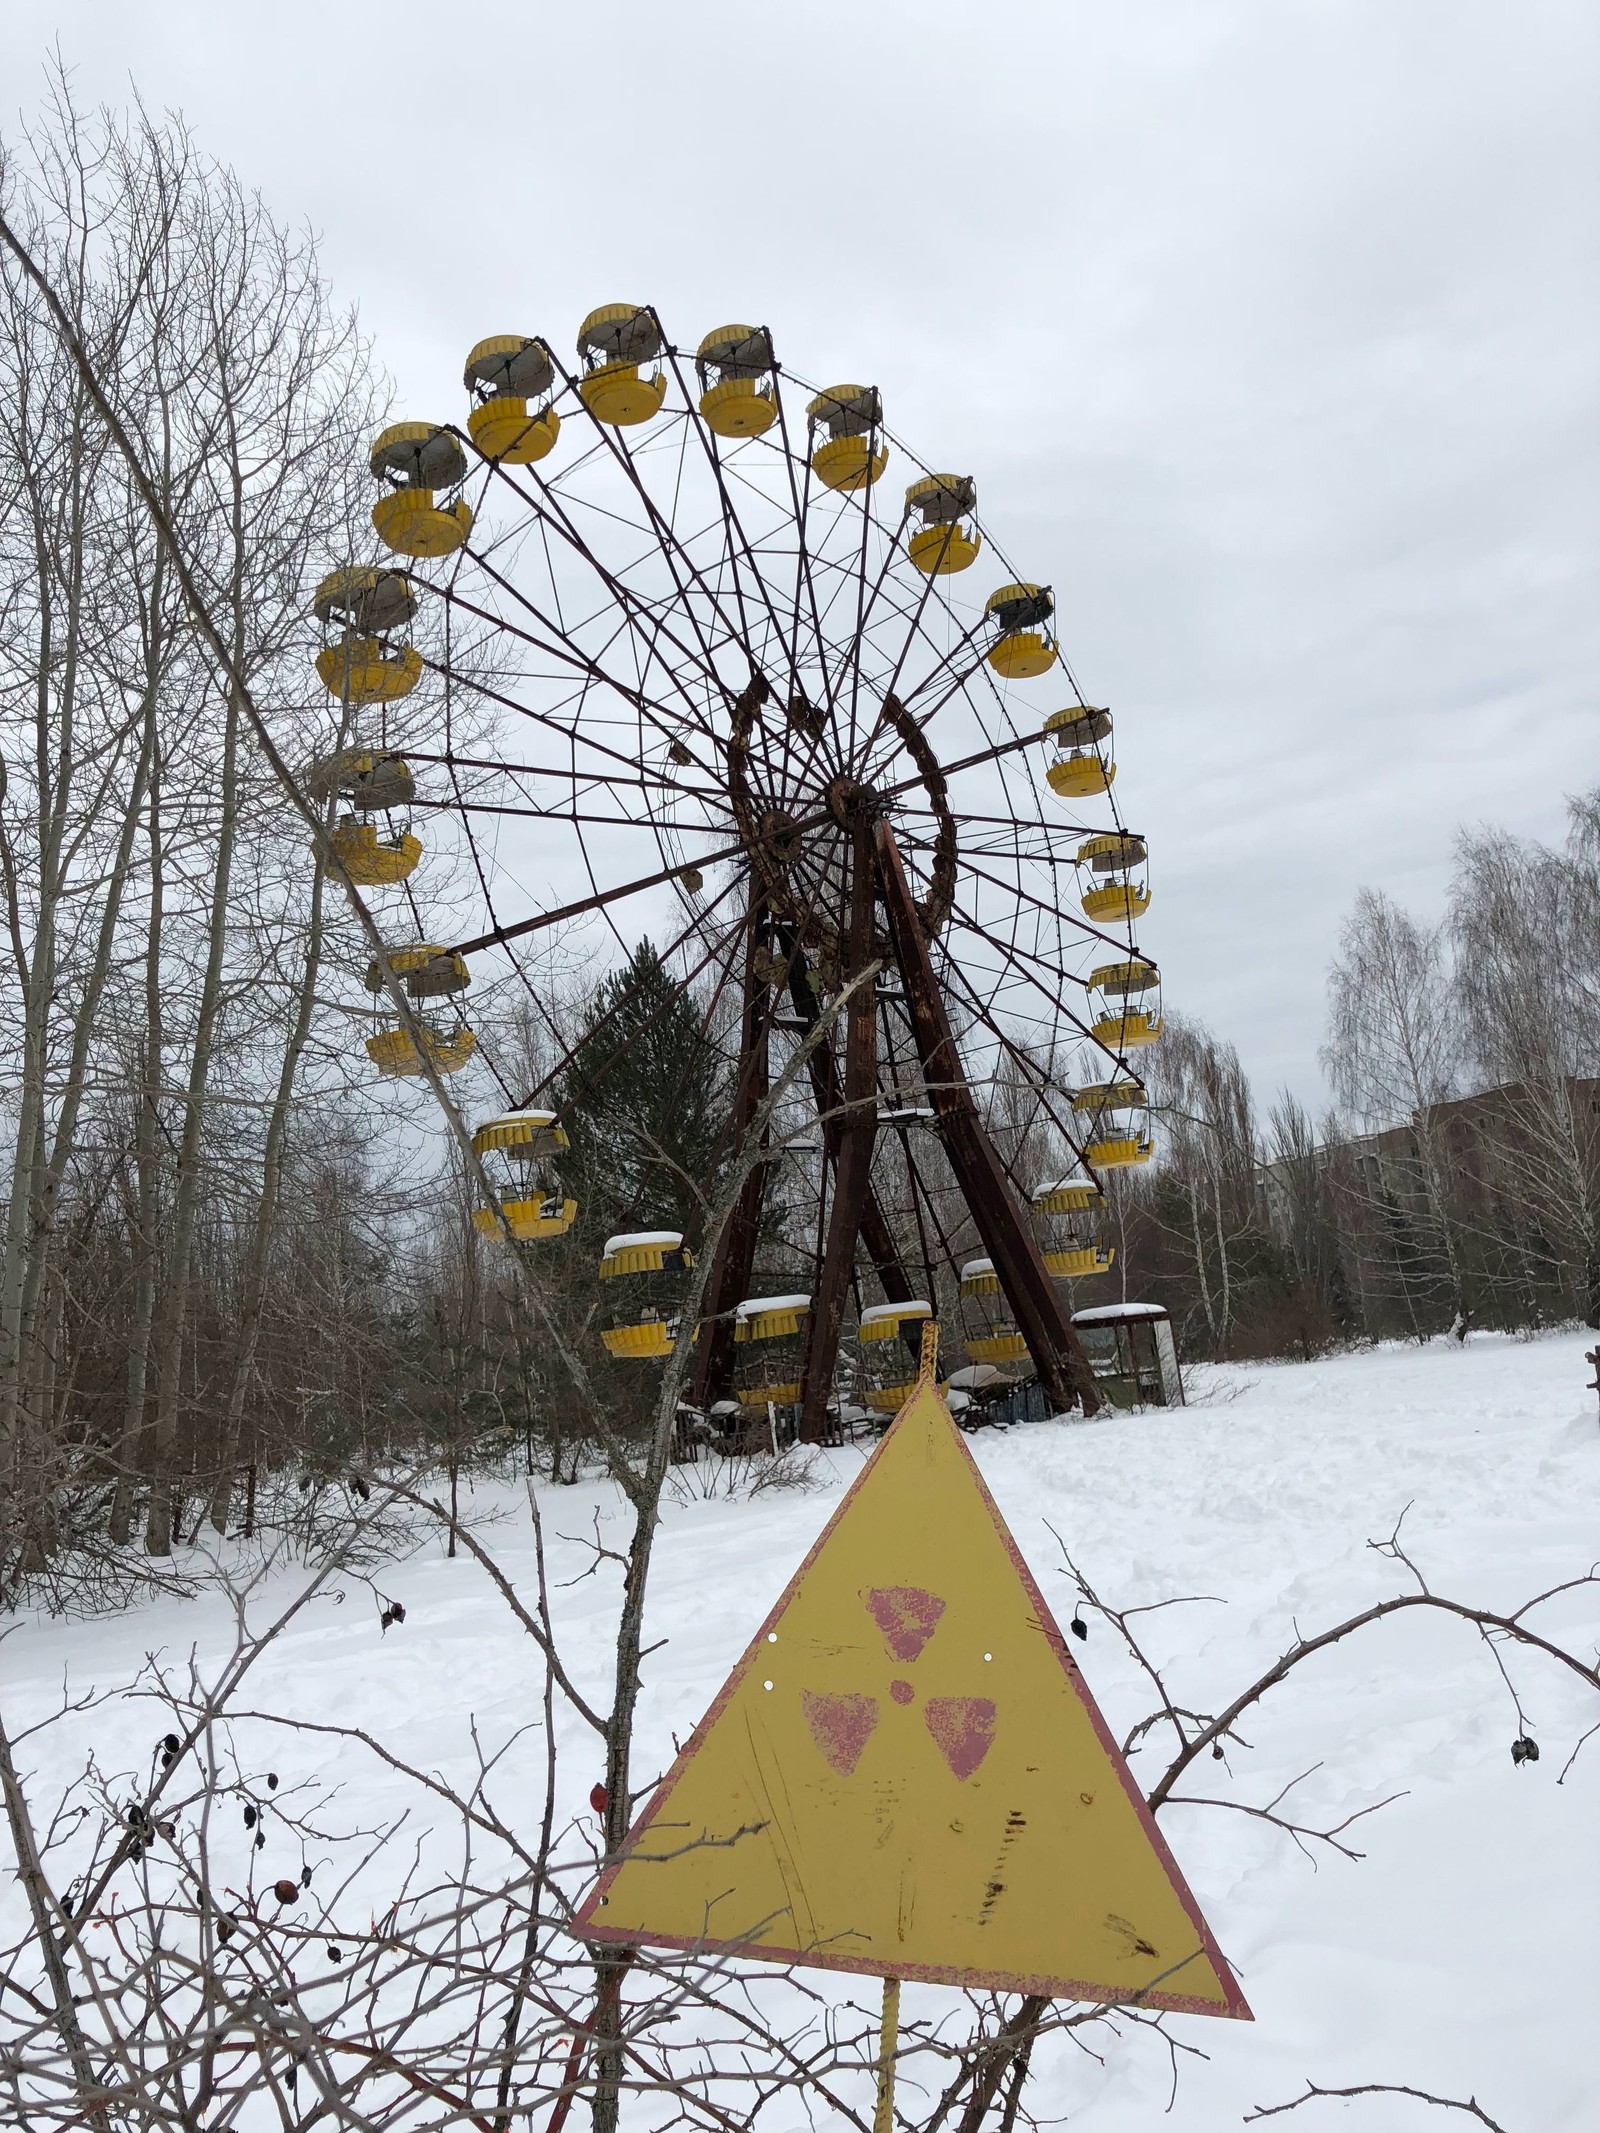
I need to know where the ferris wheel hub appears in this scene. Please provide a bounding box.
[824,775,882,829]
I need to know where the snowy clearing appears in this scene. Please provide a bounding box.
[6,1329,1598,2131]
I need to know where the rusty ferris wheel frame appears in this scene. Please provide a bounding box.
[367,309,1161,1434]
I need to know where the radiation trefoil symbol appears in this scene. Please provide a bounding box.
[802,1585,996,1781]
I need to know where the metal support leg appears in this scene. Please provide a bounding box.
[778,927,922,1370]
[874,821,1102,1418]
[690,893,771,1409]
[798,819,879,1443]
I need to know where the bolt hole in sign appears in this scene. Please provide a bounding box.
[576,1378,1249,2015]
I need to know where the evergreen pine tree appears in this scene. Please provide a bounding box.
[555,941,728,1251]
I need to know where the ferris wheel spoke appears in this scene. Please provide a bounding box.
[480,419,751,704]
[895,804,1101,840]
[770,386,858,788]
[875,719,1050,803]
[530,351,786,704]
[468,466,755,757]
[412,589,721,784]
[416,798,727,832]
[937,892,1094,1013]
[659,342,815,709]
[400,748,732,810]
[518,864,752,1112]
[916,836,1150,965]
[834,466,903,767]
[443,546,727,758]
[448,835,753,958]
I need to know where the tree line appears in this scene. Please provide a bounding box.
[1111,790,1600,1357]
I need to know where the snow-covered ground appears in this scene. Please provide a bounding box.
[7,1330,1599,2129]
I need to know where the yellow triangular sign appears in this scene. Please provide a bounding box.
[577,1379,1250,2016]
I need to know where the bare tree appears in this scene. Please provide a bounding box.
[1144,1016,1264,1356]
[1451,803,1600,1323]
[1321,888,1471,1336]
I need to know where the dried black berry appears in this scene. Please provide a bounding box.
[1212,1743,1225,1760]
[1512,1735,1540,1765]
[301,1864,312,1887]
[266,1773,278,1791]
[1069,1613,1088,1641]
[243,1805,257,1828]
[327,1945,343,1963]
[162,1733,180,1757]
[254,1831,266,1850]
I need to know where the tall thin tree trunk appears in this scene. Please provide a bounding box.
[207,848,330,1532]
[109,733,166,1546]
[144,687,238,1555]
[0,392,88,1558]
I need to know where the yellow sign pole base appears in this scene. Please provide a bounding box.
[918,1320,939,1381]
[873,1976,900,2133]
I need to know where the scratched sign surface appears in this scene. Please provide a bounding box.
[577,1379,1250,2015]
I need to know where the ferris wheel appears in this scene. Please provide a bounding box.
[308,305,1162,1435]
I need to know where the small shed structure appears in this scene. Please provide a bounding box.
[1070,1301,1184,1409]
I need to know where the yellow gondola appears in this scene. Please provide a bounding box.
[304,747,416,813]
[1044,707,1116,799]
[365,1024,478,1077]
[806,384,888,492]
[1077,832,1149,923]
[599,1230,696,1357]
[313,566,422,705]
[1073,1079,1155,1169]
[733,1293,811,1405]
[856,1298,934,1414]
[369,424,474,558]
[1031,1178,1115,1278]
[985,582,1058,679]
[577,305,668,427]
[365,944,469,998]
[1086,957,1163,1052]
[905,474,981,575]
[328,818,422,886]
[695,325,778,438]
[471,1110,577,1241]
[304,688,423,885]
[958,1259,1031,1367]
[464,335,561,464]
[364,943,474,1078]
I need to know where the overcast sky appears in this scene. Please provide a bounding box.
[4,0,1594,1109]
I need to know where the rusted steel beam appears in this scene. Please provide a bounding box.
[775,932,922,1362]
[690,891,772,1410]
[873,820,1102,1418]
[799,818,879,1444]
